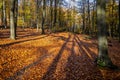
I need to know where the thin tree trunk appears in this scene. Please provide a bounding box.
[111,0,115,38]
[36,0,39,32]
[87,0,90,34]
[58,1,61,27]
[22,0,25,29]
[50,0,53,30]
[92,0,95,34]
[119,0,120,42]
[14,0,18,37]
[53,0,57,26]
[2,0,7,28]
[41,0,46,34]
[72,0,75,33]
[108,8,112,38]
[82,0,86,33]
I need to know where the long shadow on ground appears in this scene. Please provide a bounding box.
[0,35,48,47]
[64,34,103,80]
[42,35,71,80]
[0,29,37,39]
[5,47,51,80]
[2,33,104,80]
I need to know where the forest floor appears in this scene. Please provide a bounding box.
[0,28,120,80]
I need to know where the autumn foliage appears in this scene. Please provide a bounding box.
[0,28,120,79]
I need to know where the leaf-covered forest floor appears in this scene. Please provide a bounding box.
[0,28,120,80]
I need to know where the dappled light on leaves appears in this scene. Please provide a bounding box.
[0,29,120,79]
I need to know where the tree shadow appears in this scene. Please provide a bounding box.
[0,30,10,38]
[64,34,103,80]
[75,35,97,59]
[0,28,39,39]
[0,35,48,47]
[42,35,71,80]
[16,33,40,39]
[50,35,68,41]
[5,47,51,80]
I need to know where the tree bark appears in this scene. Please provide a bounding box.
[22,0,25,29]
[118,0,120,42]
[97,0,113,67]
[87,0,90,34]
[53,0,57,26]
[36,0,40,32]
[50,0,53,30]
[10,0,16,40]
[2,0,7,28]
[92,0,95,34]
[111,0,115,38]
[41,0,46,34]
[14,0,18,37]
[82,0,86,33]
[58,0,61,27]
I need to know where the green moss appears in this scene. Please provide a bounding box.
[97,59,106,67]
[96,58,119,70]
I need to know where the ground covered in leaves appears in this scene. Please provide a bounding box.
[0,28,120,80]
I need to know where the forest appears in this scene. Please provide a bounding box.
[0,0,120,79]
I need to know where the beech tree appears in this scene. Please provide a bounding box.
[111,0,115,38]
[10,0,18,39]
[2,0,7,28]
[96,0,114,68]
[50,0,53,29]
[82,0,86,33]
[87,0,90,34]
[36,0,41,32]
[22,0,25,29]
[118,0,120,42]
[92,0,96,34]
[41,0,46,34]
[53,0,58,26]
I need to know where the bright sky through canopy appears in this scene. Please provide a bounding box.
[65,0,94,7]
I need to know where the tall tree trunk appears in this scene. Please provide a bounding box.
[50,0,53,30]
[14,0,18,37]
[10,0,16,40]
[2,0,7,28]
[97,0,113,67]
[53,0,57,26]
[111,0,115,38]
[72,0,75,33]
[22,0,25,29]
[95,0,97,36]
[36,0,40,32]
[41,0,46,34]
[108,6,112,38]
[92,0,95,34]
[119,0,120,42]
[87,0,90,34]
[58,0,61,27]
[82,0,86,33]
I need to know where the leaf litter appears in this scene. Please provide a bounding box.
[0,28,120,80]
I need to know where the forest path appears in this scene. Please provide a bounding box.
[0,30,120,80]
